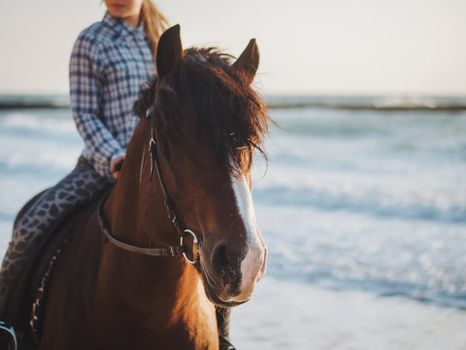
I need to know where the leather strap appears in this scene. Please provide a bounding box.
[97,192,184,257]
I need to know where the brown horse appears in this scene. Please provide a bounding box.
[30,25,268,349]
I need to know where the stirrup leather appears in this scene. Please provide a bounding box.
[219,335,237,350]
[0,321,18,350]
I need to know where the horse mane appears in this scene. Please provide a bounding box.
[133,47,269,176]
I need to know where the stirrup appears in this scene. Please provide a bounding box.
[0,321,18,350]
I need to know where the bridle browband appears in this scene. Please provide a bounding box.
[97,103,200,264]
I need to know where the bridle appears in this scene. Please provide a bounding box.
[97,104,200,264]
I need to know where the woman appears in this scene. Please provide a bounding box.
[0,0,164,312]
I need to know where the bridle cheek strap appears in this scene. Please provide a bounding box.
[146,109,201,263]
[148,121,186,237]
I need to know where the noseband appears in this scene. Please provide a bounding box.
[97,104,200,264]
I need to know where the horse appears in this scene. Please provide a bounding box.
[18,25,269,349]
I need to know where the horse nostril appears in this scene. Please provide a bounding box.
[212,242,230,277]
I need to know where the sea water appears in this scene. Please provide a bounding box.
[257,107,466,308]
[0,106,465,349]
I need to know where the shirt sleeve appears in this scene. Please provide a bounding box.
[69,33,125,178]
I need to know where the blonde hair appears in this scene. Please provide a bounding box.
[140,0,169,61]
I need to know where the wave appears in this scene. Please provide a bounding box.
[266,95,466,111]
[2,94,466,111]
[270,268,466,310]
[0,112,76,132]
[0,94,69,109]
[267,249,466,310]
[253,185,466,224]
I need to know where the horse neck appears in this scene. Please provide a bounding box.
[100,117,202,316]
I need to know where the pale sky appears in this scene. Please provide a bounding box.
[0,0,465,95]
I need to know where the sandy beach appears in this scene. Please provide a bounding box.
[232,277,466,350]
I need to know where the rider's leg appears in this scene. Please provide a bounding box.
[0,157,110,326]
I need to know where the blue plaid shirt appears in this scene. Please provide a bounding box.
[69,11,154,178]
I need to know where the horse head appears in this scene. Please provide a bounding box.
[134,25,269,307]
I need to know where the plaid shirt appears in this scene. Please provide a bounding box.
[69,11,154,178]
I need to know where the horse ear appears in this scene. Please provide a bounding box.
[156,24,183,79]
[233,39,259,85]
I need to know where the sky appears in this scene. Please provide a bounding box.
[0,0,465,95]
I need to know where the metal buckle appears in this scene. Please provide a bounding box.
[148,137,156,151]
[180,229,199,264]
[148,137,157,180]
[0,321,18,350]
[145,104,156,119]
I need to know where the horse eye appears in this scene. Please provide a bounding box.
[229,131,250,150]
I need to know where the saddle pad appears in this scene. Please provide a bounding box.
[13,187,111,347]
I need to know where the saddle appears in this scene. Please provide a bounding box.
[9,187,110,348]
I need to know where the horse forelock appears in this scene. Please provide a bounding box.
[133,47,269,176]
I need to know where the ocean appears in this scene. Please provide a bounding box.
[1,99,466,349]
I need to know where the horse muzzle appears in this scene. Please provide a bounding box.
[200,237,267,307]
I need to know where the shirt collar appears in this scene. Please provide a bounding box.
[102,11,145,39]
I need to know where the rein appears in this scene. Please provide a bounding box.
[97,104,200,264]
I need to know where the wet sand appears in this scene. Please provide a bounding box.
[232,277,466,350]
